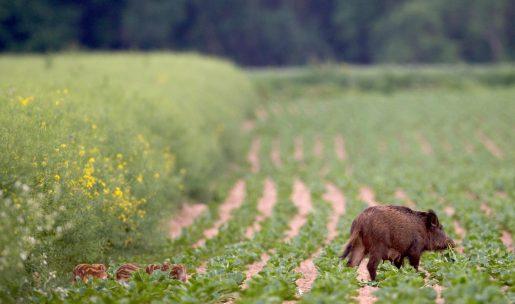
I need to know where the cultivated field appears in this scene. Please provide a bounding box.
[1,57,514,303]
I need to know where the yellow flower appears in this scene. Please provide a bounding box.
[19,96,34,106]
[153,172,160,179]
[136,174,143,183]
[60,144,67,149]
[113,187,123,198]
[91,124,97,130]
[54,175,61,181]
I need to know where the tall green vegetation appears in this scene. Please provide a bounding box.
[0,53,255,299]
[1,0,513,65]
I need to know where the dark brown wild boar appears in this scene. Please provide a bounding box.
[340,205,454,280]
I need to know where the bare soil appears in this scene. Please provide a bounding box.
[193,180,246,247]
[248,138,261,173]
[169,203,207,239]
[334,135,347,161]
[245,178,277,238]
[359,186,378,207]
[284,179,312,241]
[476,130,504,159]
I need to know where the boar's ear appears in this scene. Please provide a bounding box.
[426,209,440,229]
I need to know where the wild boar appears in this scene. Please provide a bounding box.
[72,264,108,282]
[115,263,141,281]
[145,262,171,274]
[340,205,454,280]
[170,264,188,282]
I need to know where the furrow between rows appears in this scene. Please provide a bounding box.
[193,180,246,248]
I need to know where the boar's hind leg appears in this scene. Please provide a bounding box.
[393,257,404,269]
[367,253,381,281]
[347,244,365,267]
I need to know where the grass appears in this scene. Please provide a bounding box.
[1,60,514,303]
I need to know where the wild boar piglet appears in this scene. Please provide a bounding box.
[340,205,455,280]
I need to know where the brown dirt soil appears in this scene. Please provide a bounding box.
[271,138,283,168]
[501,231,513,252]
[421,268,444,304]
[476,130,504,159]
[359,186,378,207]
[472,199,512,252]
[294,137,304,161]
[394,189,416,208]
[495,191,508,199]
[434,284,445,304]
[196,261,207,274]
[355,258,378,304]
[294,249,320,295]
[334,135,347,161]
[314,136,324,159]
[242,120,255,133]
[284,179,313,241]
[443,205,465,253]
[291,183,347,296]
[415,133,433,155]
[453,220,467,240]
[169,203,207,239]
[248,138,261,173]
[356,286,379,304]
[193,180,246,248]
[443,206,455,217]
[243,252,270,288]
[480,202,493,217]
[245,178,277,238]
[322,183,346,244]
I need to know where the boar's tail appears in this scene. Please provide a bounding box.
[340,243,352,260]
[340,229,360,260]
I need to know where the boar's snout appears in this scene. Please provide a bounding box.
[429,228,455,251]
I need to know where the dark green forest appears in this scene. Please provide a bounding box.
[1,0,514,65]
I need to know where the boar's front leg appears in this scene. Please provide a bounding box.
[408,254,420,271]
[407,239,424,271]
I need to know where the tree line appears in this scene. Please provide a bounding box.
[1,0,513,66]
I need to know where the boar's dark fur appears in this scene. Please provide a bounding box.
[340,205,454,280]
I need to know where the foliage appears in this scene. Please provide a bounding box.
[2,62,514,303]
[1,0,514,64]
[0,53,255,300]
